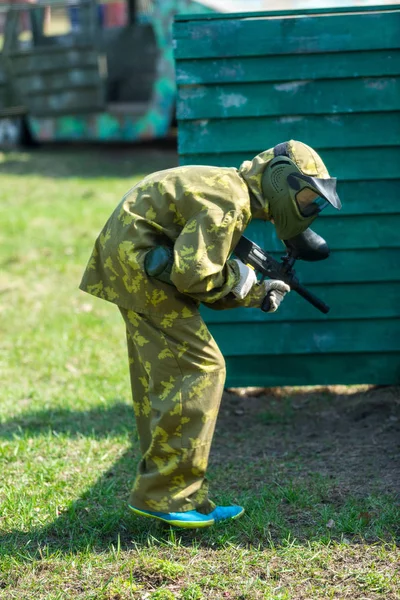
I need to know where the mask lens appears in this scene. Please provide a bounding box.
[296,194,329,217]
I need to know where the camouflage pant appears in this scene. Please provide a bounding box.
[119,306,226,514]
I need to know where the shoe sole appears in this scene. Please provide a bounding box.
[231,507,245,521]
[129,505,215,529]
[213,507,245,523]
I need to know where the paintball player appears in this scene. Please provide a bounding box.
[79,140,341,529]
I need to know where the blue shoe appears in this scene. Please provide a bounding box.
[208,505,245,523]
[129,505,215,528]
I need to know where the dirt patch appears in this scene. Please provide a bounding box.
[212,385,400,496]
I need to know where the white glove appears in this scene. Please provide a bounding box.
[231,259,257,299]
[261,280,290,312]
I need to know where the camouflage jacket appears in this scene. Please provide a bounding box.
[79,150,274,314]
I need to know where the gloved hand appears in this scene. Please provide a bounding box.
[231,259,258,299]
[261,280,290,312]
[232,278,290,310]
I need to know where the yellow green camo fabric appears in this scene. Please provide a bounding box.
[119,306,226,514]
[79,155,275,312]
[80,142,327,515]
[79,157,277,514]
[80,140,330,312]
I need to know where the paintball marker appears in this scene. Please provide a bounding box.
[233,228,330,314]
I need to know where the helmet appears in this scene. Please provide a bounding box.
[262,141,342,240]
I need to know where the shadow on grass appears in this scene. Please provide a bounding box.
[1,386,399,560]
[0,447,159,558]
[0,140,178,179]
[1,401,135,440]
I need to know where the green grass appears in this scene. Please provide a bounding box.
[1,145,399,599]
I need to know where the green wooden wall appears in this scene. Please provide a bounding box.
[173,5,400,387]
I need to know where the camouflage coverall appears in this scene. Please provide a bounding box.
[79,142,326,513]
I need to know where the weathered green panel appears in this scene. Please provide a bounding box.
[224,354,400,387]
[309,215,400,249]
[176,4,400,20]
[245,215,400,251]
[11,50,105,116]
[11,49,99,75]
[209,320,400,355]
[28,89,104,116]
[3,6,105,117]
[179,147,400,181]
[296,249,400,285]
[177,78,400,120]
[242,214,400,252]
[175,6,400,386]
[178,112,400,152]
[0,55,25,116]
[334,181,400,215]
[203,282,400,323]
[174,12,400,59]
[176,50,400,85]
[230,247,400,285]
[17,70,104,96]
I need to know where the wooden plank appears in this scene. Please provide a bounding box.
[9,43,96,59]
[178,113,400,153]
[229,246,400,286]
[241,214,400,253]
[0,106,26,117]
[228,247,400,285]
[177,78,400,120]
[286,249,400,285]
[223,353,400,387]
[322,180,400,215]
[17,69,102,96]
[304,215,400,249]
[202,282,400,323]
[208,319,400,356]
[176,50,400,85]
[12,50,99,75]
[0,55,24,114]
[179,147,400,181]
[175,5,400,21]
[174,12,400,59]
[2,8,19,56]
[0,68,7,85]
[28,89,104,116]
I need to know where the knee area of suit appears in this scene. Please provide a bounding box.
[206,350,226,374]
[187,352,225,376]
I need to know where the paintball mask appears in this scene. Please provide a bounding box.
[261,141,342,240]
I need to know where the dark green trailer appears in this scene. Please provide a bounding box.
[174,4,400,387]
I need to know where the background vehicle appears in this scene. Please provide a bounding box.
[0,0,226,145]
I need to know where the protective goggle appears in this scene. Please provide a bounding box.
[287,172,341,218]
[295,193,330,217]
